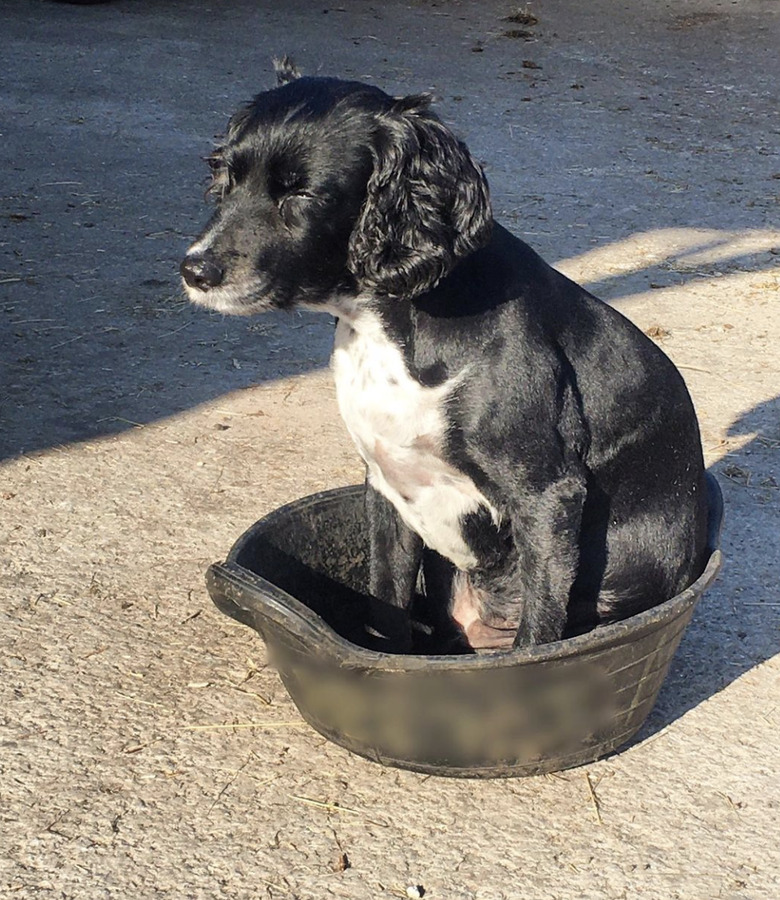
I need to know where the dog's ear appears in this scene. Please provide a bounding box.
[348,95,492,299]
[274,56,302,86]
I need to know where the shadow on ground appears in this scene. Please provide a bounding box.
[2,0,778,462]
[634,395,780,743]
[3,213,777,461]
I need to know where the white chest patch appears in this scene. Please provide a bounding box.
[330,306,499,571]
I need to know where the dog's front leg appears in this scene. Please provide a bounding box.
[365,481,423,652]
[511,473,587,648]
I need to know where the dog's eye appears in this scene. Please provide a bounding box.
[204,153,234,199]
[205,154,231,181]
[278,191,316,226]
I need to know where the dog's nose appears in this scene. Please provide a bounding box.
[180,251,224,291]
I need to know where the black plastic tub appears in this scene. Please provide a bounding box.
[206,474,723,778]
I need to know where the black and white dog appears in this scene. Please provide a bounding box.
[181,60,709,652]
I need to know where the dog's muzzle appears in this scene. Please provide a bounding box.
[180,250,225,292]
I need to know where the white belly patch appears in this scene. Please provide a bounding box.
[331,306,499,571]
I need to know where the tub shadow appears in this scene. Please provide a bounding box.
[631,395,780,744]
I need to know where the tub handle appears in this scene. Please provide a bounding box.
[206,560,337,654]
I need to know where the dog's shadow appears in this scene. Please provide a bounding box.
[632,394,780,743]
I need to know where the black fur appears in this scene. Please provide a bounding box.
[182,65,709,650]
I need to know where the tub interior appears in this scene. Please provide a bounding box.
[230,489,469,652]
[228,482,719,655]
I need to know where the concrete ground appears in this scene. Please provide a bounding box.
[2,0,778,897]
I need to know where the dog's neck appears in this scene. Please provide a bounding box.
[303,292,363,324]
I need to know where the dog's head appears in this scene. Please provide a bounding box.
[181,61,492,314]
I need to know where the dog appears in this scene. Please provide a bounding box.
[181,59,709,652]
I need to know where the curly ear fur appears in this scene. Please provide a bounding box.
[348,95,493,299]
